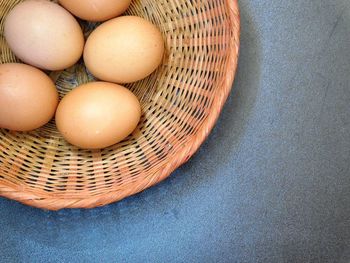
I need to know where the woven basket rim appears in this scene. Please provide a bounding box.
[0,0,240,210]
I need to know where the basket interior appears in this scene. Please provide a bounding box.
[0,0,236,203]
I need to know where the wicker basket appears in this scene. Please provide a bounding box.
[0,0,240,210]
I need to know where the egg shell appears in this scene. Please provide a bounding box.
[58,0,132,22]
[84,16,164,84]
[4,0,84,71]
[55,82,141,149]
[0,63,59,132]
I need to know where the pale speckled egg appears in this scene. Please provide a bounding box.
[0,63,59,132]
[84,16,165,84]
[4,0,84,71]
[55,82,141,149]
[58,0,132,22]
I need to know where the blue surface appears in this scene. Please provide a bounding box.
[1,0,350,262]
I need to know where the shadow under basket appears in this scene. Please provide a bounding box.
[0,0,240,210]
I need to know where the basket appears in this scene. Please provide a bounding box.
[0,0,240,210]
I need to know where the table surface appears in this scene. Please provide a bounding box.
[1,0,350,262]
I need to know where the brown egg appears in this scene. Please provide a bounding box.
[84,16,164,84]
[56,82,141,149]
[0,63,59,132]
[58,0,132,22]
[4,0,84,71]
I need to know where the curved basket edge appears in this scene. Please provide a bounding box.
[0,0,241,210]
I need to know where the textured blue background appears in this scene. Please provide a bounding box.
[1,0,350,262]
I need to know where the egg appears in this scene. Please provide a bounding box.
[0,63,59,132]
[84,16,164,84]
[55,82,141,149]
[4,0,84,71]
[58,0,132,22]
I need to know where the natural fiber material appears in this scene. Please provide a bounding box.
[0,0,240,210]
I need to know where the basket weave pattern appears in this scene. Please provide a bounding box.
[0,0,240,210]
